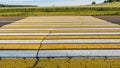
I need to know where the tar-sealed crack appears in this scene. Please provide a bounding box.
[31,31,51,68]
[66,51,72,64]
[23,58,27,64]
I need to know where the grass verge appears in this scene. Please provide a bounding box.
[0,7,120,16]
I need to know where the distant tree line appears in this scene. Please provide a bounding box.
[0,4,37,7]
[92,0,120,5]
[104,0,120,3]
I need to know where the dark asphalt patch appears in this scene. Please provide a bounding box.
[94,16,120,25]
[0,17,26,27]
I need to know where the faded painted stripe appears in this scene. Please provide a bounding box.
[46,35,120,39]
[0,30,49,33]
[0,30,120,33]
[0,50,120,58]
[0,44,40,49]
[42,39,120,44]
[0,32,120,36]
[0,36,45,40]
[0,50,37,58]
[0,40,42,44]
[1,28,120,30]
[2,25,120,28]
[50,33,120,35]
[0,44,119,50]
[0,35,120,40]
[38,50,120,57]
[0,39,120,44]
[41,44,120,49]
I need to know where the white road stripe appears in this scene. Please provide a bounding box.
[0,32,120,36]
[50,33,120,35]
[0,50,120,58]
[0,39,120,44]
[42,39,120,44]
[0,40,42,44]
[0,33,49,35]
[0,28,120,30]
[0,50,37,58]
[38,50,120,57]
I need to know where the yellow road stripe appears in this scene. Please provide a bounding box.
[0,35,120,40]
[0,30,49,33]
[46,35,120,39]
[2,26,120,28]
[0,36,45,40]
[41,44,120,49]
[0,44,40,49]
[51,30,120,33]
[0,44,120,49]
[0,30,120,33]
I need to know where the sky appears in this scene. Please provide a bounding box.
[0,0,105,6]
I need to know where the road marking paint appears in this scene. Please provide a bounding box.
[0,50,37,58]
[1,28,120,30]
[0,40,42,44]
[0,44,40,49]
[0,36,45,40]
[0,33,49,35]
[38,50,120,57]
[0,32,120,35]
[46,35,120,39]
[0,30,49,33]
[42,39,120,44]
[0,35,120,40]
[0,44,119,50]
[0,39,120,44]
[0,30,120,33]
[41,44,120,49]
[10,23,83,25]
[51,30,120,32]
[2,25,120,28]
[50,32,120,35]
[0,50,120,58]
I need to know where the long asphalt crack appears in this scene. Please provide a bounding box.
[31,31,51,68]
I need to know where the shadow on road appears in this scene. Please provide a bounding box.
[94,16,120,25]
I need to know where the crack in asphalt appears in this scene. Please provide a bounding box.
[66,51,72,64]
[31,31,51,68]
[23,58,27,64]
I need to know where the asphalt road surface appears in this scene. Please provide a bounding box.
[95,16,120,25]
[0,17,26,27]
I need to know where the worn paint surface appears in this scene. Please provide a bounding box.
[0,16,120,68]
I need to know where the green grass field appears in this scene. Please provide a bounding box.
[0,2,120,16]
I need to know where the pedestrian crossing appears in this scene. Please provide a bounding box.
[0,16,120,58]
